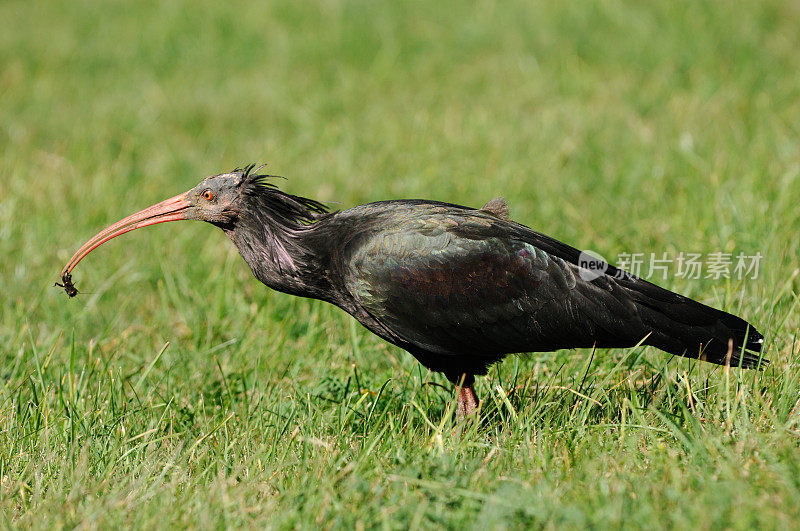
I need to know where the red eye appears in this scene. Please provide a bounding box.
[202,189,213,201]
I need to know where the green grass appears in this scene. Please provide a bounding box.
[2,0,800,527]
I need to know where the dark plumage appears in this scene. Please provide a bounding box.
[61,166,766,418]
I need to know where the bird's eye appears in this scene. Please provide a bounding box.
[202,189,213,201]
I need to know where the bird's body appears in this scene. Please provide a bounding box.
[61,166,766,417]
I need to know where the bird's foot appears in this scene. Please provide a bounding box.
[456,385,479,421]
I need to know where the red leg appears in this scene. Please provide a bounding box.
[457,385,479,420]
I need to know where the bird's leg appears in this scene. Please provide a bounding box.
[454,374,479,420]
[457,385,479,420]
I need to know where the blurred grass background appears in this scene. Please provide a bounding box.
[1,0,800,527]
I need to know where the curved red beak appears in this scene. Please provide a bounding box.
[61,192,190,278]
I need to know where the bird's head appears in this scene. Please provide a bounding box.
[182,171,247,226]
[59,165,328,282]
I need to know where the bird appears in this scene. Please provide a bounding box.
[60,165,766,419]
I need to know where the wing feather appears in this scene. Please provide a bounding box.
[344,207,640,358]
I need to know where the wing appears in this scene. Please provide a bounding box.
[343,205,644,361]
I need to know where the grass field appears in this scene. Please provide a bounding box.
[2,0,800,527]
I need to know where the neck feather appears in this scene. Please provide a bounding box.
[228,177,331,298]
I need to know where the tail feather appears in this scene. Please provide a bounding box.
[617,276,767,368]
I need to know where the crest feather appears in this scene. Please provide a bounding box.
[236,164,329,229]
